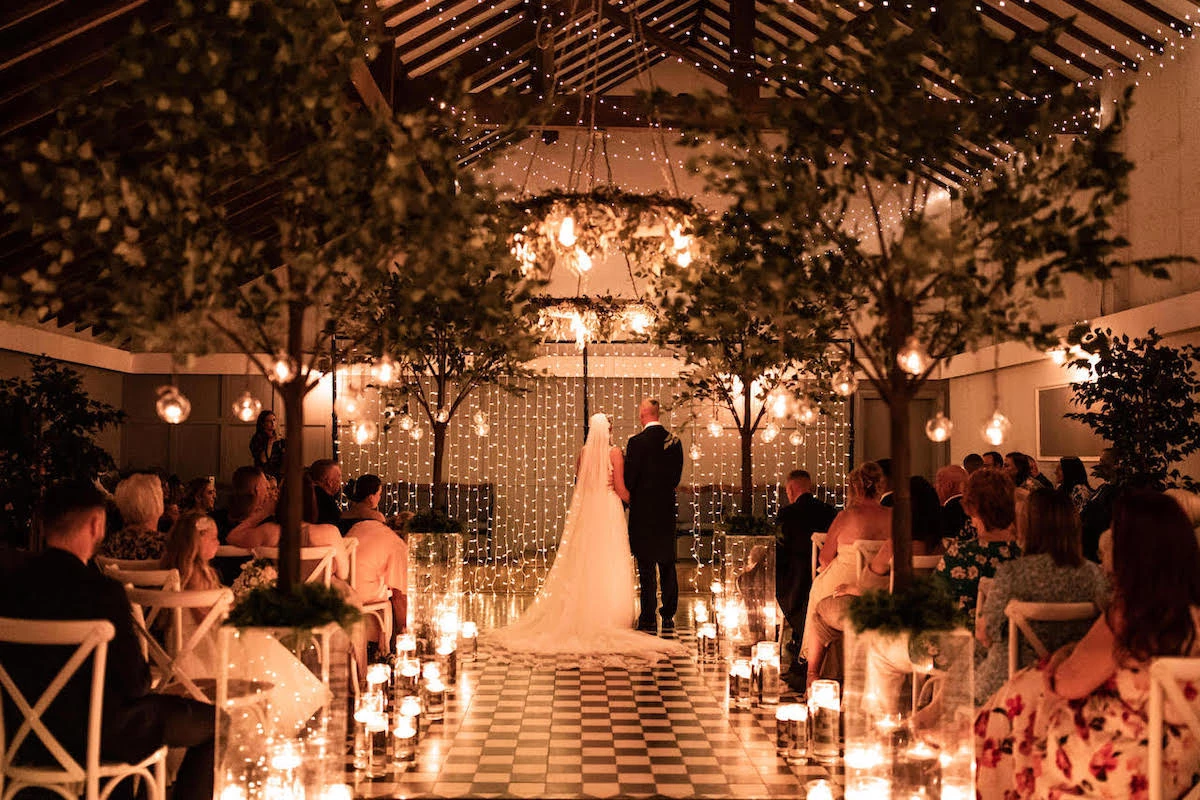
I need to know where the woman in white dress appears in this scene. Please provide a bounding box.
[486,413,687,664]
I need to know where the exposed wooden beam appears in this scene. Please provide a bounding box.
[596,0,722,82]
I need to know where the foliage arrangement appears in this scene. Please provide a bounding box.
[0,357,125,548]
[721,513,778,537]
[0,0,503,587]
[230,557,279,602]
[674,0,1181,586]
[408,511,466,534]
[652,209,835,515]
[1068,328,1200,489]
[847,576,961,635]
[226,582,361,631]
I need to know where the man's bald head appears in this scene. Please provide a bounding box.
[935,464,969,503]
[638,399,661,425]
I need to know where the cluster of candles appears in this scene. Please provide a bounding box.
[726,642,782,708]
[841,714,974,800]
[693,585,780,664]
[352,616,479,777]
[774,679,842,767]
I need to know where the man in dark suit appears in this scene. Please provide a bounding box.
[309,458,343,525]
[624,398,684,634]
[935,464,971,541]
[776,469,837,659]
[876,457,894,507]
[0,481,215,800]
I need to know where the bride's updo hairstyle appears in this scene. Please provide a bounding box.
[847,462,884,502]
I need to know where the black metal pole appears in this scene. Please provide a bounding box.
[582,342,590,441]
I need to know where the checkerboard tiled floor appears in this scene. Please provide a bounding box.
[351,596,836,799]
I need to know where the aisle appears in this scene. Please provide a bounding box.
[354,621,834,799]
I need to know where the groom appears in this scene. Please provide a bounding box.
[624,398,684,634]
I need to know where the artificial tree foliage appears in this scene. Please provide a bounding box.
[652,209,835,517]
[0,356,125,548]
[1067,328,1200,489]
[674,0,1179,589]
[0,0,484,589]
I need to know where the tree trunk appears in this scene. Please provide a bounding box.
[740,368,754,515]
[889,385,914,592]
[432,420,448,515]
[278,377,305,592]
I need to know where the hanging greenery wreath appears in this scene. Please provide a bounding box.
[532,294,658,349]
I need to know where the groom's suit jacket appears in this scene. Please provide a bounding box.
[624,424,684,562]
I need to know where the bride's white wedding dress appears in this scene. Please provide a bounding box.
[485,414,687,665]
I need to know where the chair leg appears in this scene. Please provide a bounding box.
[155,755,167,800]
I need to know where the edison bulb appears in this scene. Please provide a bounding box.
[575,247,592,273]
[689,443,702,461]
[352,420,378,445]
[627,307,653,335]
[675,249,692,268]
[795,397,819,426]
[788,430,805,447]
[230,390,262,423]
[981,410,1012,447]
[372,355,397,384]
[1048,346,1070,366]
[335,388,364,420]
[409,426,424,441]
[769,393,790,419]
[897,336,932,376]
[557,215,577,247]
[270,354,297,383]
[925,412,954,443]
[155,386,191,425]
[707,420,723,438]
[832,364,858,397]
[397,410,415,431]
[474,421,490,437]
[760,421,780,443]
[435,407,450,423]
[472,410,488,427]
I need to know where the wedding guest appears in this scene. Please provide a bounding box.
[976,490,1200,799]
[933,468,1020,626]
[157,473,184,533]
[346,501,409,641]
[98,473,167,560]
[972,488,1108,704]
[1055,456,1093,512]
[876,458,894,507]
[799,462,890,656]
[776,469,838,665]
[1081,447,1119,561]
[982,451,1003,469]
[180,476,217,514]
[963,453,984,474]
[340,474,386,533]
[1027,456,1054,490]
[249,409,284,479]
[1004,452,1037,492]
[161,511,222,592]
[935,464,970,541]
[309,458,343,526]
[1165,488,1200,540]
[0,481,215,800]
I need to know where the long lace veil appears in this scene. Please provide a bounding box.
[573,413,613,506]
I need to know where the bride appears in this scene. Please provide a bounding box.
[486,413,687,663]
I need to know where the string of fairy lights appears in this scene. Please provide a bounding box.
[335,343,851,594]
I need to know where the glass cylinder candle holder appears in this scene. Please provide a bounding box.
[352,696,388,777]
[394,658,420,700]
[804,779,836,800]
[728,658,754,710]
[423,678,446,722]
[421,661,441,682]
[438,611,460,641]
[775,702,809,762]
[391,715,418,769]
[808,679,842,762]
[696,623,719,663]
[265,740,304,800]
[893,738,942,797]
[366,662,390,695]
[436,637,458,686]
[398,695,423,744]
[753,641,781,705]
[459,621,478,661]
[396,633,417,659]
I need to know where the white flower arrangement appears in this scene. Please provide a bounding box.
[231,557,278,601]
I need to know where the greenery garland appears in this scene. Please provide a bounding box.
[409,511,465,533]
[226,583,362,631]
[846,575,962,635]
[721,513,777,537]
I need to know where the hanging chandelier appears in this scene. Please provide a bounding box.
[533,296,658,350]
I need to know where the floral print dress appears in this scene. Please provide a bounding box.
[976,611,1200,800]
[934,537,1021,627]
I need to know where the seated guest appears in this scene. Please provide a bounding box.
[876,458,894,507]
[1055,456,1093,512]
[180,476,217,514]
[346,487,410,641]
[98,473,167,560]
[776,468,838,665]
[799,462,890,656]
[976,490,1200,799]
[935,464,970,542]
[340,474,386,533]
[972,488,1108,704]
[963,453,984,474]
[309,458,343,526]
[157,473,184,533]
[161,511,222,592]
[1004,452,1038,492]
[933,468,1020,627]
[0,481,215,800]
[1026,456,1054,491]
[982,451,1003,470]
[1081,447,1119,561]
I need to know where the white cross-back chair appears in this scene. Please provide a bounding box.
[851,540,887,582]
[1006,600,1099,678]
[810,533,827,580]
[101,567,179,593]
[124,587,233,703]
[251,546,334,587]
[0,617,168,800]
[213,546,252,560]
[1149,657,1200,800]
[94,557,160,573]
[345,538,393,657]
[889,554,944,592]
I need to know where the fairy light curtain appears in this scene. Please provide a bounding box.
[337,343,850,592]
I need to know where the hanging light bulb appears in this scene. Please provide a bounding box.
[981,409,1012,447]
[794,397,819,426]
[351,420,378,445]
[557,214,577,247]
[788,430,805,447]
[675,249,692,268]
[270,353,297,384]
[472,410,488,427]
[760,421,781,443]
[626,306,654,335]
[474,420,491,437]
[409,426,424,442]
[435,407,450,423]
[897,336,932,376]
[574,247,592,273]
[831,364,858,397]
[230,390,262,423]
[689,443,702,461]
[768,393,790,420]
[335,387,364,420]
[707,420,723,438]
[925,412,954,443]
[372,355,397,385]
[397,408,415,432]
[155,385,191,425]
[1048,346,1070,366]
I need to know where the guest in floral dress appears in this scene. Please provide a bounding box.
[976,490,1200,800]
[973,488,1108,704]
[934,467,1020,627]
[98,473,167,560]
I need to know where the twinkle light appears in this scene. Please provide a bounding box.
[397,408,415,432]
[230,390,262,423]
[270,354,297,384]
[925,411,954,443]
[352,420,379,445]
[410,426,424,442]
[897,336,933,376]
[788,430,805,447]
[794,397,819,426]
[831,364,858,397]
[981,409,1012,447]
[760,421,781,443]
[707,419,724,438]
[435,407,450,423]
[155,385,191,424]
[690,443,702,461]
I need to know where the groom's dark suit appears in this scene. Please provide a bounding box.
[625,422,684,630]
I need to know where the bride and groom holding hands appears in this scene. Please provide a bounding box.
[488,399,689,663]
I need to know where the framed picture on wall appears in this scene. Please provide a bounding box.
[1035,384,1107,461]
